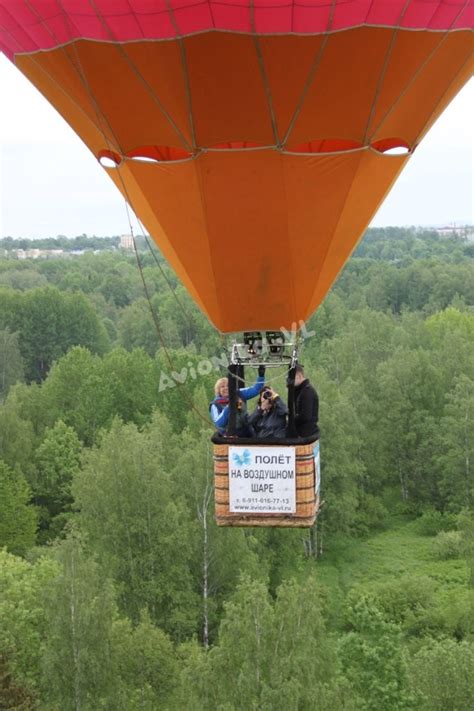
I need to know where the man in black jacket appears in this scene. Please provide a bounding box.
[294,365,319,438]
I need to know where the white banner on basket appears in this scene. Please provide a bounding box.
[314,441,321,497]
[228,446,296,514]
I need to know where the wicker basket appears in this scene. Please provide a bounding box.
[214,442,319,527]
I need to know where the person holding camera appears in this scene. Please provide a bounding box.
[248,385,288,439]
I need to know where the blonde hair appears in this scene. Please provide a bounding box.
[214,377,228,396]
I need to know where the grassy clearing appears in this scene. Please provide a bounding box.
[311,516,470,631]
[316,516,467,586]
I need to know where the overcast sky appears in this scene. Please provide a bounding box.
[0,54,472,239]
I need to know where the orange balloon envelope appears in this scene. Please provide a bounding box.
[1,1,472,332]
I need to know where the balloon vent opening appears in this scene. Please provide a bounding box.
[98,150,121,168]
[99,146,192,166]
[287,139,411,155]
[372,139,411,155]
[127,146,192,162]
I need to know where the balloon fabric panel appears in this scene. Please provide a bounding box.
[106,149,406,332]
[1,1,472,332]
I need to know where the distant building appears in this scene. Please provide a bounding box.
[435,225,474,240]
[120,234,134,250]
[14,248,65,260]
[25,249,41,259]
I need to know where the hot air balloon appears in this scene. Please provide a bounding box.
[1,0,472,526]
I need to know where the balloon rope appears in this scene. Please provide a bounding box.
[281,0,336,148]
[87,0,193,153]
[48,0,215,428]
[16,2,215,426]
[250,0,281,148]
[54,2,213,341]
[134,218,197,332]
[164,0,198,151]
[125,206,214,428]
[363,0,412,145]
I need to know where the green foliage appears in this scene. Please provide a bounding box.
[171,640,212,709]
[117,297,159,355]
[373,347,440,506]
[263,577,337,709]
[433,374,473,511]
[425,308,474,378]
[0,267,48,291]
[0,653,39,710]
[39,345,161,446]
[421,588,473,640]
[368,575,436,632]
[338,595,416,710]
[110,612,178,709]
[0,330,24,402]
[0,227,472,708]
[415,508,458,536]
[431,531,463,560]
[100,272,133,307]
[207,576,337,710]
[172,427,263,643]
[0,549,59,691]
[457,509,474,588]
[0,234,120,251]
[41,346,114,445]
[73,417,200,639]
[355,493,389,536]
[102,347,157,426]
[34,420,82,541]
[0,462,37,556]
[0,286,110,381]
[40,534,118,710]
[315,371,363,535]
[0,393,37,483]
[409,639,474,711]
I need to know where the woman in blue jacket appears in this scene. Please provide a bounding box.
[210,368,265,435]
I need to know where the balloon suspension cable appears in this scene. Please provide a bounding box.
[220,335,233,370]
[226,363,293,391]
[134,216,196,332]
[124,206,213,428]
[29,1,301,423]
[48,9,212,429]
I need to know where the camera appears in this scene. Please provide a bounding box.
[262,390,272,400]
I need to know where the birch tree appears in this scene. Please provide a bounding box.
[41,534,117,711]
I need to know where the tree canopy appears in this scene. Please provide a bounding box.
[0,226,472,708]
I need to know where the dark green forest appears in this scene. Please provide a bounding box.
[0,227,473,710]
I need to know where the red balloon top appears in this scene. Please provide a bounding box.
[1,0,472,59]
